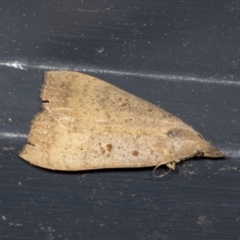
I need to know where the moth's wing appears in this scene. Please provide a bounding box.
[19,71,224,170]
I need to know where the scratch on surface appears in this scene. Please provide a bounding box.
[39,223,55,240]
[219,165,240,172]
[9,223,23,227]
[197,215,212,227]
[0,60,240,86]
[0,132,28,139]
[181,169,198,178]
[0,61,27,70]
[1,146,15,151]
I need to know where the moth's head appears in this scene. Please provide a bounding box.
[198,144,225,158]
[153,127,225,178]
[192,132,225,159]
[167,127,225,159]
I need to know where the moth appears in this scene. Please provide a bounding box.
[19,71,225,175]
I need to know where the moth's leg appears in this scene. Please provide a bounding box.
[166,162,176,170]
[153,161,175,178]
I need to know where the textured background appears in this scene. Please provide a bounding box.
[0,0,240,239]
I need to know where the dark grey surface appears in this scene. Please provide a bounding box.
[0,1,240,239]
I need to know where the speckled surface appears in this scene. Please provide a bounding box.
[0,1,240,239]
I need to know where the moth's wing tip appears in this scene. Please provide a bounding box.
[19,144,44,167]
[18,143,37,164]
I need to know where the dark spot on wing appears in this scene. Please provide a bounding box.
[132,151,139,156]
[100,147,105,154]
[106,144,113,152]
[167,129,178,137]
[195,150,204,158]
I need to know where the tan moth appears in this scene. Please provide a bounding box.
[19,71,225,175]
